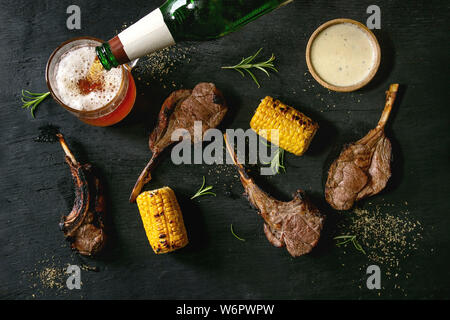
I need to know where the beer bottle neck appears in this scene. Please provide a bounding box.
[95,40,121,71]
[96,8,175,70]
[96,0,292,70]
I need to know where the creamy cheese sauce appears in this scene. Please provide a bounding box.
[310,23,376,87]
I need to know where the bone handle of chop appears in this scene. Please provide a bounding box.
[357,84,399,146]
[129,152,160,203]
[56,133,77,165]
[223,133,252,186]
[377,83,399,129]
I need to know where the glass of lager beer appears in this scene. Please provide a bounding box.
[46,37,136,126]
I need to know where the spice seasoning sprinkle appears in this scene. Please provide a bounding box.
[337,202,423,283]
[21,252,99,298]
[118,21,192,89]
[36,267,66,290]
[34,124,60,143]
[133,45,192,88]
[23,258,68,298]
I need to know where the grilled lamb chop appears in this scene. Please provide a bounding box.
[57,134,107,256]
[224,134,324,257]
[130,82,228,202]
[325,84,399,211]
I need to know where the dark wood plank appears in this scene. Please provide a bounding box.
[1,0,449,299]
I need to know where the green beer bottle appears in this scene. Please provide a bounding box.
[96,0,292,70]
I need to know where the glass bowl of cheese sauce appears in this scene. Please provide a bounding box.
[306,19,381,92]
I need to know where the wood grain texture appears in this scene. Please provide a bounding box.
[1,0,449,299]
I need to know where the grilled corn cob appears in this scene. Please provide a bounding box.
[250,96,318,156]
[136,187,188,254]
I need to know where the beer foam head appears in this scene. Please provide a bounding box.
[54,45,123,111]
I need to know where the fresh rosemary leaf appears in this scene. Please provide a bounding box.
[230,224,246,242]
[21,90,50,118]
[191,176,216,199]
[262,141,286,175]
[221,48,277,88]
[334,235,366,255]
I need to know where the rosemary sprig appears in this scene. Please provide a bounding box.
[221,48,277,88]
[191,176,216,199]
[230,224,246,242]
[262,142,286,174]
[269,148,285,174]
[334,235,366,255]
[21,90,50,118]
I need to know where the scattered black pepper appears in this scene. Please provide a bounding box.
[34,124,60,143]
[336,202,424,294]
[133,45,192,89]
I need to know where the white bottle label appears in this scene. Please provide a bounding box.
[118,8,175,61]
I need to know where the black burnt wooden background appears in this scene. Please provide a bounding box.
[1,0,449,300]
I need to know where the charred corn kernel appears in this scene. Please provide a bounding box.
[136,187,188,254]
[250,96,319,156]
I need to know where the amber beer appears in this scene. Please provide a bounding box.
[46,37,136,126]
